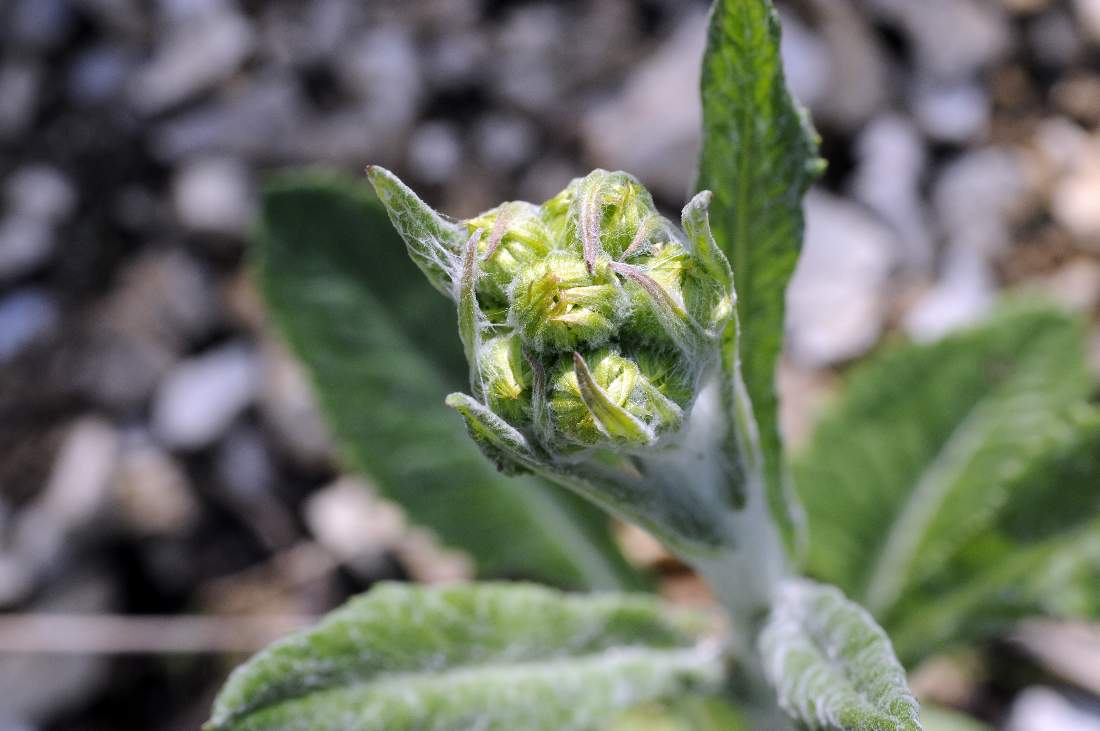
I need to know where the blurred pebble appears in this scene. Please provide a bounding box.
[37,418,119,529]
[1028,10,1084,66]
[491,4,566,112]
[68,45,138,104]
[129,9,254,114]
[4,165,77,224]
[1027,258,1100,311]
[172,156,254,237]
[582,11,706,201]
[904,245,996,341]
[0,289,58,363]
[423,34,486,90]
[934,148,1029,256]
[1052,152,1100,249]
[778,9,831,112]
[259,339,332,469]
[395,528,473,585]
[152,342,258,450]
[473,114,535,172]
[851,114,933,273]
[912,77,990,144]
[869,0,1011,80]
[304,478,404,568]
[111,436,198,536]
[6,0,74,51]
[0,554,35,607]
[1074,0,1100,41]
[786,192,894,367]
[214,425,274,499]
[0,62,40,139]
[0,215,54,281]
[1008,687,1100,731]
[810,0,888,131]
[408,121,462,185]
[335,27,422,132]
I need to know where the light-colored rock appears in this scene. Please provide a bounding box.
[808,0,889,130]
[304,478,405,564]
[408,121,462,185]
[1052,157,1100,248]
[395,528,474,585]
[1027,258,1100,311]
[259,339,333,468]
[129,8,254,113]
[851,114,933,273]
[38,418,119,530]
[786,191,895,367]
[904,245,996,342]
[869,0,1011,80]
[0,288,58,363]
[172,156,254,237]
[1008,687,1100,731]
[1028,10,1084,66]
[913,77,990,144]
[778,9,832,112]
[0,62,40,139]
[4,165,77,223]
[934,147,1029,256]
[68,44,137,104]
[111,438,198,536]
[582,11,706,201]
[1074,0,1100,41]
[474,114,535,172]
[152,342,258,450]
[214,425,274,499]
[0,214,54,281]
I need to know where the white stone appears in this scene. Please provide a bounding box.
[408,122,462,185]
[259,339,333,468]
[152,342,258,450]
[913,77,990,144]
[0,214,54,280]
[1052,160,1100,248]
[1008,687,1100,731]
[582,11,707,201]
[129,9,254,113]
[39,418,120,530]
[304,478,405,563]
[4,165,77,223]
[1074,0,1100,41]
[112,439,198,536]
[904,245,996,342]
[172,156,254,237]
[851,114,933,273]
[933,148,1028,256]
[786,192,895,367]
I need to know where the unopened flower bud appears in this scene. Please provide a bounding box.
[464,202,552,304]
[479,334,531,424]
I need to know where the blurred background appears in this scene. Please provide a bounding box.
[0,0,1098,728]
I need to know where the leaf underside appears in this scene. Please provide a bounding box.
[696,0,823,551]
[207,582,722,731]
[760,579,922,731]
[256,173,640,591]
[795,302,1100,662]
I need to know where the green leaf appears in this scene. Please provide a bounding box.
[696,0,823,551]
[883,407,1100,661]
[919,706,991,731]
[256,173,640,590]
[207,582,723,731]
[611,696,750,731]
[759,579,922,731]
[795,303,1093,617]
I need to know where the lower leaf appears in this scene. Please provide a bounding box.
[760,578,922,731]
[207,582,723,731]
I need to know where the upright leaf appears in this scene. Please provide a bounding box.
[760,579,922,731]
[697,0,823,552]
[257,173,639,590]
[795,304,1093,615]
[207,582,723,731]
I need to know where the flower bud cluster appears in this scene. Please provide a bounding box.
[462,170,733,455]
[370,166,734,457]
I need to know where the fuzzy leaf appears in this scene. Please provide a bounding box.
[696,0,823,549]
[611,696,750,731]
[257,173,640,590]
[207,582,723,731]
[760,579,922,731]
[795,303,1093,617]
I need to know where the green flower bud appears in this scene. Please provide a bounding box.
[464,201,552,303]
[479,334,531,424]
[368,165,735,460]
[548,348,685,449]
[508,252,624,353]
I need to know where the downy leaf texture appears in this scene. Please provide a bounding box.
[760,579,922,731]
[795,302,1100,662]
[207,582,723,731]
[697,0,824,550]
[256,173,640,590]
